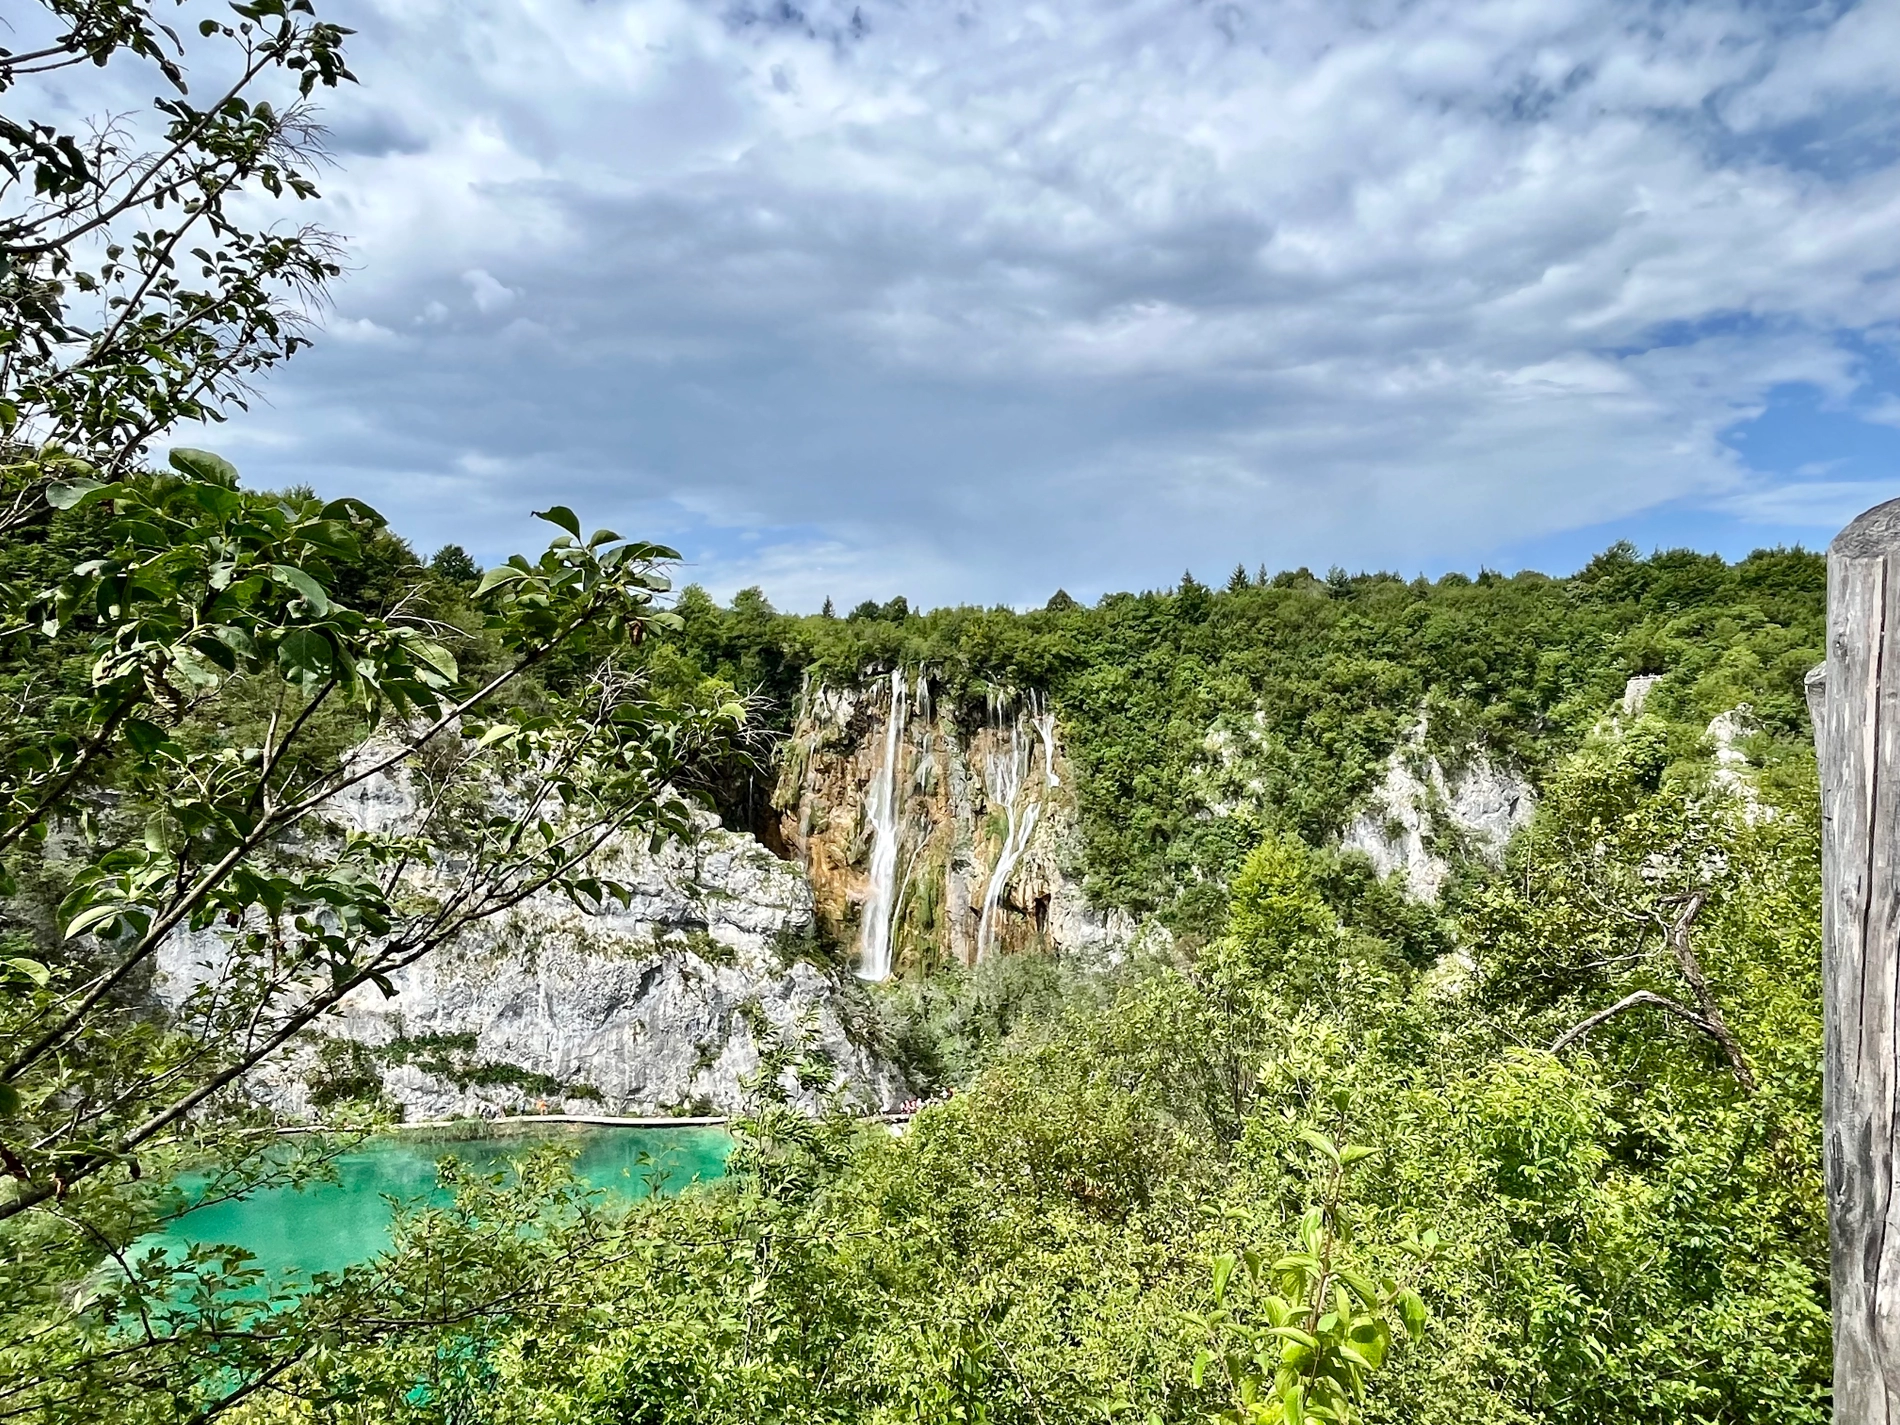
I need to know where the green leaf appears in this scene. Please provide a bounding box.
[475,566,523,596]
[62,902,130,940]
[122,718,170,757]
[277,627,335,681]
[406,637,458,682]
[1297,1129,1341,1163]
[1396,1289,1427,1342]
[168,448,240,486]
[1338,1270,1380,1307]
[4,958,50,987]
[270,564,333,614]
[535,505,583,539]
[211,626,259,662]
[1335,1343,1375,1371]
[1212,1252,1236,1303]
[188,481,242,520]
[46,477,105,509]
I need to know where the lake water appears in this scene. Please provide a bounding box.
[145,1125,732,1281]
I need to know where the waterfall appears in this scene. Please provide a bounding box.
[975,689,1059,961]
[856,669,908,982]
[1033,699,1059,791]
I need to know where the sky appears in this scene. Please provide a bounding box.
[116,0,1900,606]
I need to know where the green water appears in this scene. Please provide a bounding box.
[145,1126,731,1281]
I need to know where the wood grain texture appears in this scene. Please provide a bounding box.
[1819,501,1900,1421]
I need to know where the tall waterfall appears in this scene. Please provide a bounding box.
[975,690,1059,961]
[856,669,908,982]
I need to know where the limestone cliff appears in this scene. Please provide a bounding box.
[770,674,1141,979]
[1340,722,1535,900]
[156,767,907,1121]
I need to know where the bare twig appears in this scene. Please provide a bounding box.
[1549,990,1719,1055]
[1661,892,1756,1092]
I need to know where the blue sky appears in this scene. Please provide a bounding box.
[138,0,1900,608]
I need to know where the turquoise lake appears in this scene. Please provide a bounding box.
[144,1126,732,1281]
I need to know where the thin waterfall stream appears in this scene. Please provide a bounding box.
[976,690,1058,961]
[856,669,908,981]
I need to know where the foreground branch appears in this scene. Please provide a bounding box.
[1550,990,1718,1054]
[1662,892,1757,1092]
[1550,892,1757,1093]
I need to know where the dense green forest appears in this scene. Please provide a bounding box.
[661,546,1822,939]
[352,545,1834,1425]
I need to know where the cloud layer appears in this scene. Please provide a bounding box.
[189,0,1900,606]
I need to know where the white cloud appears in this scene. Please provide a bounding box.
[462,269,518,314]
[327,316,402,345]
[1723,480,1900,530]
[173,0,1900,605]
[1866,395,1900,429]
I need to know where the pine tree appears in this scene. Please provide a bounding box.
[1227,563,1250,593]
[429,544,481,588]
[821,597,836,618]
[1176,570,1213,622]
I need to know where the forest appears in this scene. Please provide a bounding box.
[0,3,1834,1421]
[660,545,1822,940]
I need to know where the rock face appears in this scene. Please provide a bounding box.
[772,675,1143,978]
[1340,724,1535,900]
[156,766,907,1122]
[1706,704,1771,821]
[1622,674,1663,718]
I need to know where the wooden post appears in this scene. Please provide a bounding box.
[1812,496,1900,1420]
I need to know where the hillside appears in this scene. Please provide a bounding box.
[657,545,1822,952]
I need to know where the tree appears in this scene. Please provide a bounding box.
[1177,570,1212,622]
[428,542,480,588]
[1193,1133,1432,1425]
[1227,563,1249,594]
[0,457,744,1419]
[1,0,353,528]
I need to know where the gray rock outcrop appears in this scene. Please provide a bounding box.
[156,757,906,1122]
[1340,725,1534,900]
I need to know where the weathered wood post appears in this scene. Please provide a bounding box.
[1810,497,1900,1420]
